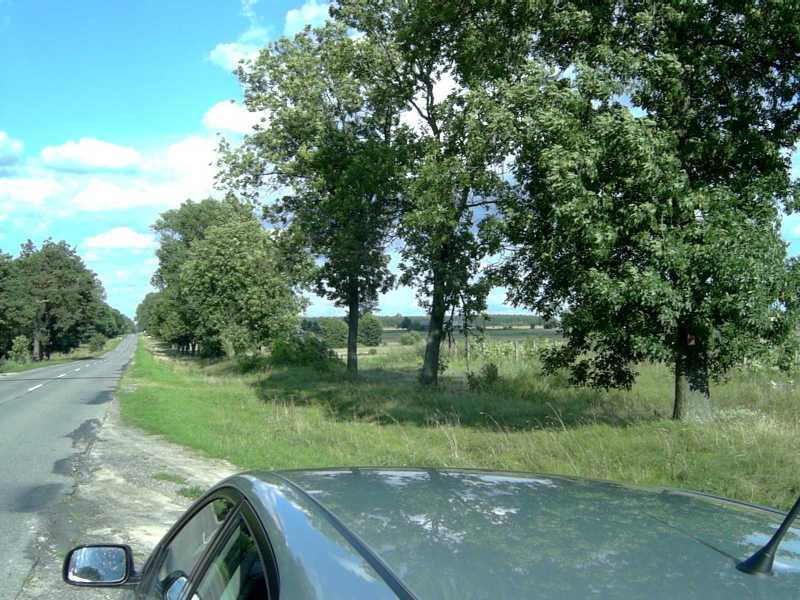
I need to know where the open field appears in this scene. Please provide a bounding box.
[0,336,125,374]
[119,337,800,510]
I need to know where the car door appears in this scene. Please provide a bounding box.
[187,512,271,600]
[136,491,239,599]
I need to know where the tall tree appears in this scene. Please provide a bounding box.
[219,22,407,375]
[333,1,508,385]
[179,220,308,356]
[483,1,800,418]
[14,240,103,359]
[151,197,255,355]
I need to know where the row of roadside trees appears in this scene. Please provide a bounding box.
[0,239,133,362]
[142,1,800,420]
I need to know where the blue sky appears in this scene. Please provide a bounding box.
[0,1,798,319]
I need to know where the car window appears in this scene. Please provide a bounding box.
[192,517,268,600]
[142,497,235,599]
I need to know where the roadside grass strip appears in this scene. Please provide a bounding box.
[119,339,800,510]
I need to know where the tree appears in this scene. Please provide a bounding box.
[179,220,308,357]
[399,316,413,331]
[220,23,407,375]
[9,335,30,364]
[13,240,104,359]
[150,197,256,355]
[317,317,349,349]
[88,333,107,354]
[486,1,800,419]
[357,313,383,346]
[334,1,508,385]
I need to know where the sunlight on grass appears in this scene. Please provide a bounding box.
[119,338,800,509]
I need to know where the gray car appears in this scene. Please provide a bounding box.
[63,468,800,598]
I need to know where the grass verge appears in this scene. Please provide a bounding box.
[119,338,800,509]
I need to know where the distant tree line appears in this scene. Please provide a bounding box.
[136,198,309,357]
[0,239,133,363]
[140,1,800,420]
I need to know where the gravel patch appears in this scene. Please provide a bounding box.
[17,398,235,599]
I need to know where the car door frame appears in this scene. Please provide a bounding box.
[183,494,280,599]
[134,486,243,599]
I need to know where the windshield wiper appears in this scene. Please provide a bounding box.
[737,494,800,575]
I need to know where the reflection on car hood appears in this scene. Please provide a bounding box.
[271,468,800,599]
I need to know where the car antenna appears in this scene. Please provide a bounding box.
[737,494,800,575]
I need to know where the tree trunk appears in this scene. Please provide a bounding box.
[421,271,446,386]
[32,331,41,361]
[672,333,711,420]
[346,293,359,376]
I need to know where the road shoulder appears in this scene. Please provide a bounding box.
[17,396,235,599]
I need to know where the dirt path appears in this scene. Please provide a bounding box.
[17,398,235,599]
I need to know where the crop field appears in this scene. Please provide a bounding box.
[119,336,800,510]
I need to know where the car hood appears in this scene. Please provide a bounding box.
[267,468,800,599]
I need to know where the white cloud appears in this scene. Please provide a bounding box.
[208,0,268,71]
[209,40,262,71]
[66,134,221,213]
[41,138,141,172]
[284,0,330,36]
[0,177,64,205]
[83,227,156,250]
[203,100,267,134]
[72,179,154,212]
[0,131,23,164]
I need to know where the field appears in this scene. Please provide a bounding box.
[119,336,800,510]
[0,336,124,374]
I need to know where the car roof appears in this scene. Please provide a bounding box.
[228,468,800,599]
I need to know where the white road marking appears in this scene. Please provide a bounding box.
[57,373,66,378]
[27,384,43,392]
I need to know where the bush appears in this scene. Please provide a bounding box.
[270,334,341,369]
[358,314,383,347]
[467,362,500,391]
[9,336,31,364]
[88,333,107,353]
[318,317,348,348]
[399,332,422,346]
[368,348,378,355]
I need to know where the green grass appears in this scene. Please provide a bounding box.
[152,472,189,485]
[0,336,125,374]
[119,338,800,510]
[177,485,205,500]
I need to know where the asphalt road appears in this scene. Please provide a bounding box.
[0,334,138,599]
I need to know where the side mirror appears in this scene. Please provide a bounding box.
[63,544,135,587]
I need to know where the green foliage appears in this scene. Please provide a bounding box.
[147,198,257,354]
[9,335,31,364]
[270,333,341,369]
[399,332,423,346]
[221,23,406,373]
[466,362,500,391]
[88,333,107,353]
[357,314,382,347]
[334,0,510,384]
[180,220,307,356]
[0,240,123,361]
[454,1,800,418]
[317,317,348,348]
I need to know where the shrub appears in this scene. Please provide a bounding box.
[467,362,501,391]
[270,334,341,369]
[88,333,107,353]
[399,332,422,346]
[9,335,31,363]
[358,314,383,347]
[318,317,348,348]
[368,347,378,355]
